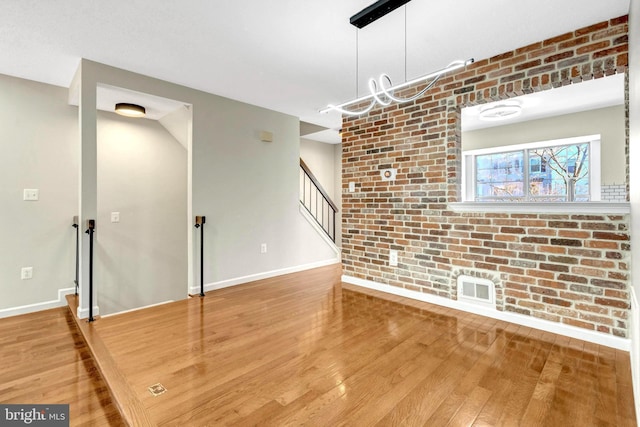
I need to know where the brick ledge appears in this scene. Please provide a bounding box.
[449,202,630,214]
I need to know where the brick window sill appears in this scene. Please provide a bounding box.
[448,202,630,215]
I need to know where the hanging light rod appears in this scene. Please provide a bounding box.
[320,58,474,116]
[350,0,412,28]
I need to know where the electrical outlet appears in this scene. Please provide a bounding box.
[389,250,398,267]
[261,243,267,254]
[23,189,39,201]
[21,267,33,280]
[111,212,120,223]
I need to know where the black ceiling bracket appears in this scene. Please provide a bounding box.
[350,0,412,29]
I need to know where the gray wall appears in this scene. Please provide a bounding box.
[96,112,187,315]
[463,104,626,185]
[0,61,338,317]
[0,74,78,310]
[192,98,337,284]
[74,60,337,314]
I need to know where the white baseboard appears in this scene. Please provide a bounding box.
[100,300,174,318]
[343,275,631,351]
[630,287,640,426]
[189,258,341,295]
[0,287,76,319]
[77,305,100,319]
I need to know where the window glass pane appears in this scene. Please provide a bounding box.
[475,151,524,200]
[528,143,589,201]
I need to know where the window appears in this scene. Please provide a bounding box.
[462,135,601,202]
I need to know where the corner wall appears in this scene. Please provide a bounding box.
[0,74,78,314]
[76,60,337,316]
[627,0,640,422]
[342,16,631,340]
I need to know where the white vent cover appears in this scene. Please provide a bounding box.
[457,275,496,308]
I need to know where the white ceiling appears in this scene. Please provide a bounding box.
[0,0,630,136]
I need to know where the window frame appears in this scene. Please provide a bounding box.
[461,134,601,203]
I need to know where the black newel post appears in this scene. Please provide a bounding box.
[195,216,206,297]
[85,219,96,322]
[72,216,79,295]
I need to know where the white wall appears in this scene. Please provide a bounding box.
[628,0,640,422]
[300,138,343,246]
[300,138,337,200]
[0,74,78,312]
[463,105,626,185]
[96,112,187,315]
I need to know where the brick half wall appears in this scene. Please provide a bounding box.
[341,16,630,338]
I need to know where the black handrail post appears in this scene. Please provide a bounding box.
[332,209,336,242]
[195,216,206,297]
[85,219,96,322]
[72,216,79,295]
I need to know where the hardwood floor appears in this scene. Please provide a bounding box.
[86,264,635,426]
[2,265,636,425]
[0,307,123,426]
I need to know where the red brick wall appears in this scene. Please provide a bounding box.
[341,16,630,337]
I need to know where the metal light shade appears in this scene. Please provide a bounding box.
[115,102,146,118]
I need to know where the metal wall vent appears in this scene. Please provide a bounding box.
[457,275,496,308]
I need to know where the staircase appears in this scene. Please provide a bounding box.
[299,158,338,243]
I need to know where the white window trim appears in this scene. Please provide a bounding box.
[462,134,601,202]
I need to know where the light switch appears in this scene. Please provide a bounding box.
[23,189,39,201]
[348,182,355,193]
[111,212,120,223]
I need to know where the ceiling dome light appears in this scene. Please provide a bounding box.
[478,101,522,122]
[115,103,146,118]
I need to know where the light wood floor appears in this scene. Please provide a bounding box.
[0,307,123,426]
[3,264,637,426]
[89,264,635,426]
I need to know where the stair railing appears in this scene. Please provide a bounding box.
[299,158,338,242]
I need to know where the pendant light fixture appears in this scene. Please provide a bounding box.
[321,0,474,116]
[115,102,146,118]
[478,101,523,121]
[320,59,474,116]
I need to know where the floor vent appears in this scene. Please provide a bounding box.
[457,275,496,309]
[148,383,167,397]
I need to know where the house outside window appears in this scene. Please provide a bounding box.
[462,135,601,202]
